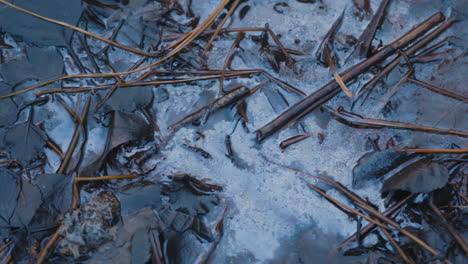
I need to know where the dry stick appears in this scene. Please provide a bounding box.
[219,33,245,94]
[279,133,313,150]
[34,72,257,96]
[56,97,91,175]
[75,174,136,182]
[324,106,468,137]
[355,18,455,103]
[381,225,415,264]
[407,78,468,102]
[334,194,414,252]
[429,202,468,255]
[256,12,445,142]
[46,140,64,159]
[203,0,241,53]
[306,183,394,231]
[0,0,230,98]
[0,0,156,57]
[55,95,81,122]
[136,69,303,95]
[396,148,468,154]
[35,225,64,264]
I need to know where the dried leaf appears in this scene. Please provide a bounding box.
[381,158,449,194]
[353,150,416,188]
[0,168,20,225]
[4,121,47,164]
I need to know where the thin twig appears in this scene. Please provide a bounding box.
[57,97,91,174]
[75,174,137,181]
[324,106,468,137]
[203,0,241,53]
[407,78,468,102]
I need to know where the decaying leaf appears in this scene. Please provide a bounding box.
[381,158,449,194]
[352,149,416,188]
[4,121,47,164]
[0,168,20,225]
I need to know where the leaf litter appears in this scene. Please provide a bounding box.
[0,0,467,263]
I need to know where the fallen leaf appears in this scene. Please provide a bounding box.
[4,121,47,164]
[381,158,449,194]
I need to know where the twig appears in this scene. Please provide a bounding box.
[35,225,63,264]
[407,78,468,102]
[324,106,468,137]
[428,202,468,255]
[75,174,137,181]
[56,97,91,174]
[255,12,445,141]
[203,0,241,53]
[333,194,414,252]
[219,33,245,94]
[396,148,468,154]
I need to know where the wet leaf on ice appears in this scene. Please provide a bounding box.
[352,149,416,188]
[109,111,154,150]
[381,158,449,195]
[0,98,18,128]
[4,121,47,164]
[0,168,20,225]
[105,87,154,113]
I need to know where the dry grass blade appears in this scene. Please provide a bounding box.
[324,106,468,137]
[429,202,468,255]
[204,0,241,53]
[0,0,156,57]
[36,225,63,264]
[219,33,245,93]
[324,45,353,98]
[305,182,394,230]
[396,148,468,154]
[0,0,230,98]
[57,97,91,174]
[407,78,468,102]
[75,174,137,181]
[380,225,415,264]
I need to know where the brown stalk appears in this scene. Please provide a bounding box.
[306,183,394,231]
[396,148,468,154]
[272,161,440,256]
[355,18,454,103]
[0,0,230,98]
[219,33,245,94]
[55,95,81,122]
[35,225,63,264]
[46,140,64,159]
[380,226,415,264]
[0,0,156,57]
[407,78,468,102]
[324,106,468,137]
[56,97,91,175]
[256,12,446,142]
[75,174,137,181]
[428,202,468,255]
[334,194,414,252]
[203,0,241,53]
[279,133,313,150]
